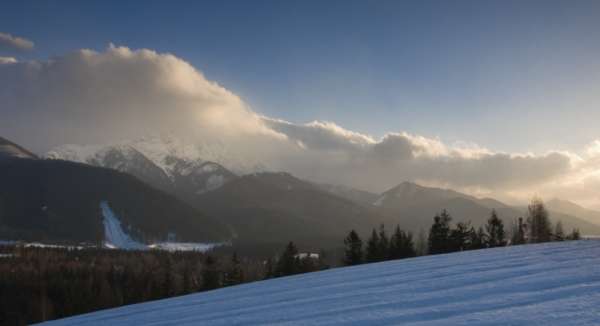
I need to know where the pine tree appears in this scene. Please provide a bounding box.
[389,225,401,259]
[223,252,244,286]
[511,217,526,245]
[377,224,389,260]
[468,226,487,250]
[527,198,552,243]
[275,242,300,277]
[389,225,416,259]
[428,210,452,254]
[365,228,381,262]
[554,221,565,241]
[485,210,506,247]
[201,255,221,290]
[263,258,274,280]
[449,221,471,251]
[298,254,317,273]
[343,230,363,266]
[567,228,581,240]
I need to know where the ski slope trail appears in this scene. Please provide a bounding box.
[41,240,600,325]
[100,201,146,250]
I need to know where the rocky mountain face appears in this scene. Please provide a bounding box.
[47,135,237,199]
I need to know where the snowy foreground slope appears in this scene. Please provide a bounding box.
[41,241,600,326]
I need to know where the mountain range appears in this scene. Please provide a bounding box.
[2,136,600,251]
[0,140,232,244]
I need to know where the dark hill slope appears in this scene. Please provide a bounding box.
[0,158,231,243]
[196,172,384,247]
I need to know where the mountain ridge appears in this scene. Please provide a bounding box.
[0,137,232,244]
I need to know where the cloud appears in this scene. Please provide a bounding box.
[0,32,34,52]
[0,44,279,152]
[0,57,17,64]
[263,118,375,152]
[257,118,574,194]
[0,44,595,205]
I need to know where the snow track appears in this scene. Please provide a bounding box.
[100,201,223,252]
[41,240,600,325]
[101,201,146,250]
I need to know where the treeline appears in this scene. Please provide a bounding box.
[343,198,581,266]
[0,242,327,325]
[264,242,329,278]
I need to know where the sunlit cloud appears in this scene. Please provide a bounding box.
[2,44,600,207]
[0,32,34,51]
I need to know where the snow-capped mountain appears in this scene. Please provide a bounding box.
[47,135,237,197]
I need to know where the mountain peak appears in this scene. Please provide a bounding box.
[385,181,422,193]
[0,137,37,160]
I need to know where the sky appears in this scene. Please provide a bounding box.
[2,1,600,207]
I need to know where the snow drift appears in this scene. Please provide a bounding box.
[40,240,600,325]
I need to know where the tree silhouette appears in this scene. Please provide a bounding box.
[365,229,381,262]
[428,210,452,254]
[343,230,363,265]
[485,210,506,247]
[527,198,552,243]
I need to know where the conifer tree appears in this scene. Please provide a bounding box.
[365,228,381,262]
[450,221,471,251]
[527,198,552,243]
[377,224,389,260]
[567,228,581,240]
[468,226,487,250]
[389,225,401,259]
[485,210,506,247]
[343,230,363,265]
[223,252,244,286]
[428,210,452,254]
[201,255,221,290]
[389,225,416,259]
[275,242,300,277]
[299,254,317,273]
[511,217,526,245]
[263,258,274,280]
[554,221,565,241]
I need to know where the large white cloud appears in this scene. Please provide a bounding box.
[262,120,574,193]
[0,44,280,152]
[1,45,597,206]
[0,32,34,52]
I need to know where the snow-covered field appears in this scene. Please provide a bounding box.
[40,240,600,325]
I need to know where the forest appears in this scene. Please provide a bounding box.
[0,198,579,325]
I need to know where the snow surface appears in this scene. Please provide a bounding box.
[101,201,223,252]
[40,240,600,325]
[372,193,386,206]
[101,201,147,250]
[148,242,225,252]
